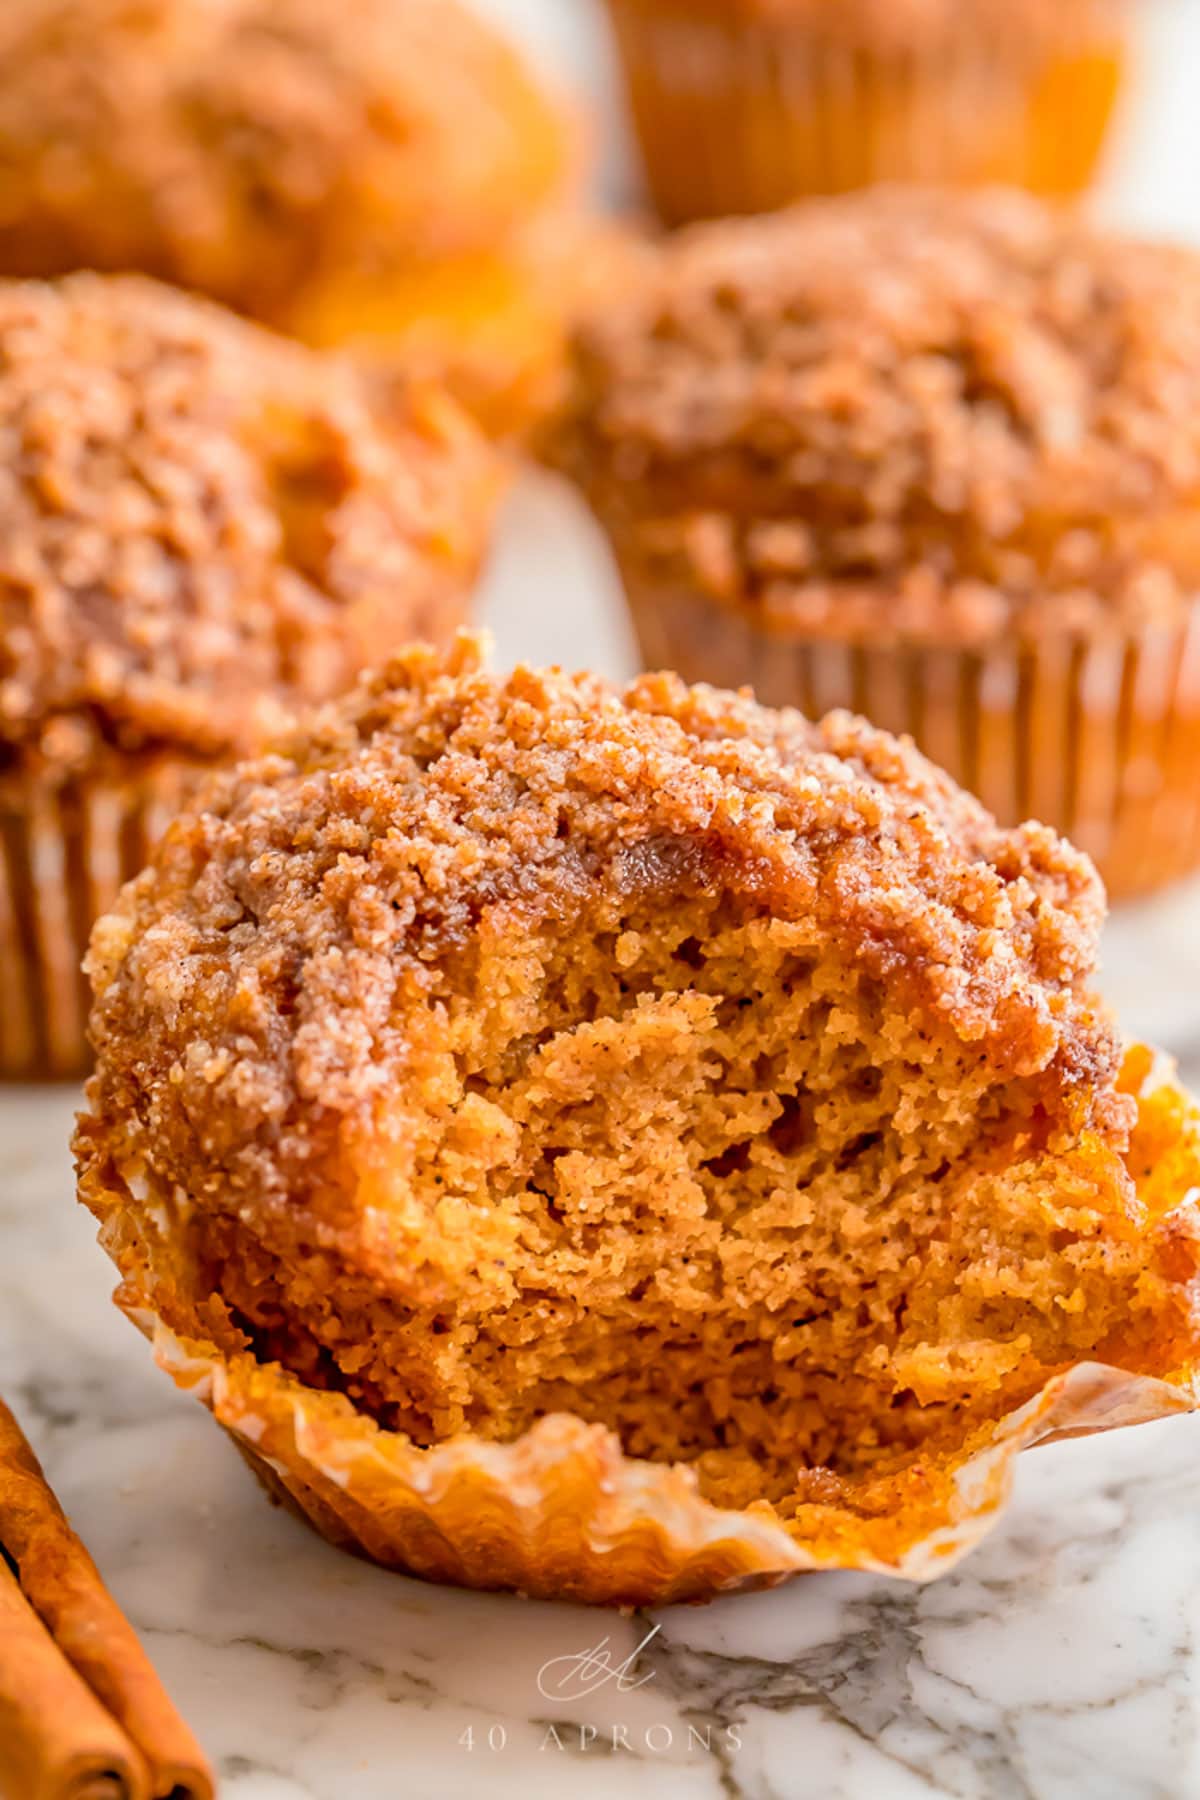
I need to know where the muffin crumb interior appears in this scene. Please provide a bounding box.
[78,639,1200,1533]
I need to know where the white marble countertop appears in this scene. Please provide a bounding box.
[4,480,1200,1800]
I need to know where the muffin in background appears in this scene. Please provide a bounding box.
[551,187,1200,903]
[0,274,496,1080]
[77,637,1200,1604]
[0,0,585,436]
[605,0,1130,222]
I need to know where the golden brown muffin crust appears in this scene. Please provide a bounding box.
[0,275,495,772]
[84,634,1123,1229]
[0,0,574,323]
[553,188,1200,642]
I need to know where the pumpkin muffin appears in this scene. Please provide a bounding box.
[0,275,495,1080]
[552,187,1200,902]
[76,635,1200,1604]
[0,0,582,436]
[605,0,1130,223]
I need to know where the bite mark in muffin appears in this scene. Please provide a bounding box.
[76,637,1200,1596]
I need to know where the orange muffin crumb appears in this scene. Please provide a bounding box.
[76,638,1200,1593]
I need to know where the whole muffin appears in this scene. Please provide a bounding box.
[0,275,495,1079]
[605,0,1130,222]
[77,637,1200,1604]
[552,187,1200,902]
[0,0,581,435]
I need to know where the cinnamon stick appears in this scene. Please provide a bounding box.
[0,1555,147,1800]
[0,1399,214,1800]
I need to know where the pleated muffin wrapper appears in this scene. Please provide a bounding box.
[0,753,201,1081]
[81,1050,1200,1607]
[625,573,1200,904]
[604,0,1129,223]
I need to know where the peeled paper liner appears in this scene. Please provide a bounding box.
[88,1043,1200,1607]
[107,1311,1193,1607]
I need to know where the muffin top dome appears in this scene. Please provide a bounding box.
[0,276,495,771]
[0,0,574,324]
[554,188,1200,641]
[85,633,1119,1227]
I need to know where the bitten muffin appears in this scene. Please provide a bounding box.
[552,187,1200,902]
[605,0,1129,222]
[76,636,1200,1605]
[0,0,582,436]
[0,275,495,1080]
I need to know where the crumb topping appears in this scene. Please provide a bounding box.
[553,188,1200,641]
[0,0,574,324]
[0,276,495,770]
[85,633,1120,1216]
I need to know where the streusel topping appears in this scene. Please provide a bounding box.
[84,633,1123,1228]
[554,188,1200,640]
[0,276,494,769]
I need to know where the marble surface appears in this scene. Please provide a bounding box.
[3,479,1200,1799]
